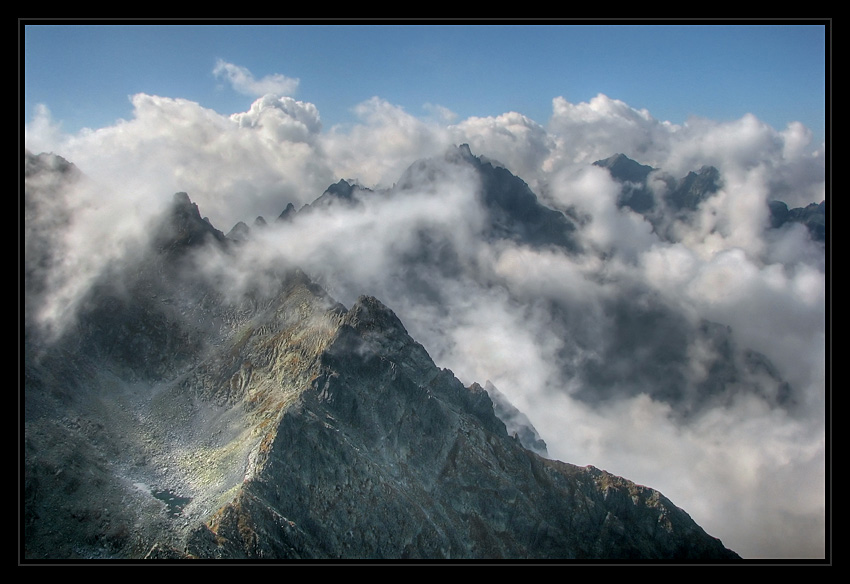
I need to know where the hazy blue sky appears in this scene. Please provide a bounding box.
[23,22,827,143]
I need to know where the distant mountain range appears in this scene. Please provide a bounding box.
[22,146,820,560]
[594,152,825,242]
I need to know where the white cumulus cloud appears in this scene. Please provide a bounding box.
[24,84,827,560]
[213,58,300,97]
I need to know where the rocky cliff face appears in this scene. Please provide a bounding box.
[183,289,737,560]
[23,152,740,560]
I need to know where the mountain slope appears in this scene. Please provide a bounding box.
[248,147,801,419]
[23,154,739,560]
[182,291,737,560]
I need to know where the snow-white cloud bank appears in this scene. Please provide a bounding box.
[25,64,827,559]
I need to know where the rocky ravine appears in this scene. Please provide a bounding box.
[24,157,740,561]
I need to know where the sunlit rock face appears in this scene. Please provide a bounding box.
[184,291,740,560]
[24,152,739,560]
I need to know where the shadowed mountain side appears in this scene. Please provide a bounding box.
[595,153,825,243]
[593,153,722,241]
[24,167,739,560]
[768,200,826,242]
[482,380,549,458]
[220,146,802,422]
[180,291,738,560]
[233,145,580,252]
[447,144,580,250]
[572,295,795,416]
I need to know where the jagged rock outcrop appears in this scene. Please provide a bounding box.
[768,199,826,241]
[176,280,737,560]
[480,381,548,458]
[304,179,372,212]
[23,170,740,560]
[593,153,722,241]
[280,145,580,252]
[154,191,228,254]
[226,221,251,242]
[595,153,825,243]
[276,202,296,223]
[423,144,580,250]
[593,153,656,213]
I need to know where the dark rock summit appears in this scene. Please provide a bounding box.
[306,179,371,211]
[280,145,581,252]
[593,154,722,240]
[23,162,740,560]
[276,202,296,223]
[154,191,227,254]
[482,381,548,458]
[768,200,826,241]
[226,221,251,242]
[595,153,825,243]
[446,144,580,250]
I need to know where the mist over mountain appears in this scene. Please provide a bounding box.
[24,150,745,560]
[24,91,826,560]
[595,152,825,244]
[224,147,805,422]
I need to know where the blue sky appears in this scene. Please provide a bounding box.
[23,22,827,143]
[22,21,828,560]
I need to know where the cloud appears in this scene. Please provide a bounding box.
[23,104,67,155]
[24,87,826,560]
[422,103,458,124]
[450,111,555,189]
[541,94,824,208]
[25,94,334,231]
[322,97,454,188]
[24,150,164,340]
[545,163,657,259]
[545,93,676,168]
[230,93,323,143]
[213,59,300,97]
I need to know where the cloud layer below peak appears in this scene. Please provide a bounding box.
[24,83,827,559]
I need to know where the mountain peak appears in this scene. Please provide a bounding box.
[153,192,227,253]
[346,294,409,334]
[483,380,549,457]
[25,150,79,179]
[276,202,297,223]
[449,142,476,164]
[225,220,250,242]
[25,150,745,561]
[593,153,655,183]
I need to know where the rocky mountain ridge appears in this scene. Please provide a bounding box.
[23,150,741,560]
[260,147,801,419]
[594,152,825,242]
